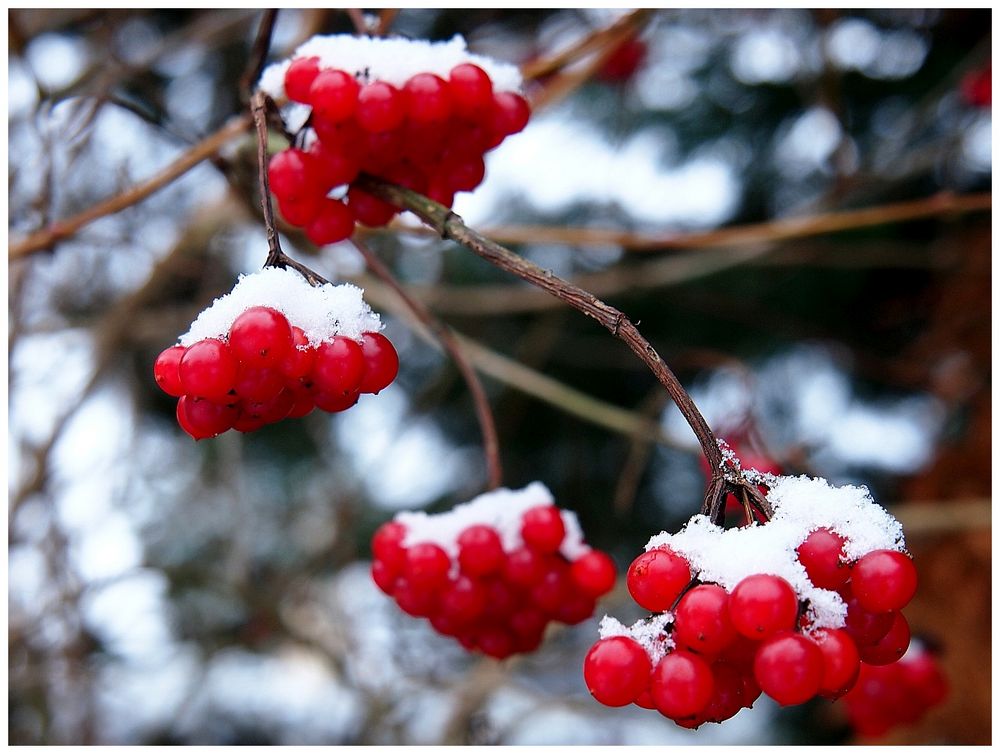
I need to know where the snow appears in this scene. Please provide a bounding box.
[178,266,382,347]
[642,475,907,631]
[598,613,675,664]
[394,481,590,565]
[258,34,523,102]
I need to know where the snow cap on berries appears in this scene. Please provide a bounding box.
[179,266,382,347]
[644,475,907,630]
[258,34,524,101]
[394,481,589,563]
[599,613,675,664]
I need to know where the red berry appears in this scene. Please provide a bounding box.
[394,577,438,617]
[797,528,850,590]
[570,550,617,598]
[233,365,285,403]
[403,72,453,122]
[520,505,566,553]
[404,542,451,592]
[278,327,315,381]
[305,198,355,246]
[347,185,398,227]
[179,338,238,401]
[440,575,488,625]
[480,576,518,621]
[843,591,896,646]
[257,388,296,425]
[851,550,918,613]
[858,611,910,666]
[703,661,745,723]
[491,91,530,137]
[557,593,597,625]
[358,332,399,394]
[753,632,823,706]
[674,584,738,656]
[310,336,365,395]
[229,306,293,368]
[371,559,398,595]
[650,650,714,720]
[729,574,799,640]
[899,650,948,708]
[286,387,315,418]
[175,395,237,440]
[154,345,186,397]
[312,388,361,413]
[812,627,861,698]
[356,81,405,132]
[626,547,691,613]
[313,118,367,157]
[284,56,321,103]
[277,193,323,227]
[268,148,322,204]
[504,547,546,587]
[477,627,515,659]
[372,521,407,571]
[309,69,360,125]
[441,152,486,193]
[530,560,570,614]
[597,37,647,83]
[509,607,548,642]
[359,128,403,172]
[583,636,652,707]
[457,524,505,577]
[448,63,494,117]
[308,139,362,189]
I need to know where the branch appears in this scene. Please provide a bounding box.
[351,237,504,490]
[9,113,253,260]
[355,174,725,486]
[239,9,279,100]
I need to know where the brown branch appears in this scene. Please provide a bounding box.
[345,8,369,35]
[9,113,253,260]
[375,9,399,36]
[355,174,725,493]
[240,9,279,100]
[351,237,504,490]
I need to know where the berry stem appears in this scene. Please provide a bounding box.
[239,9,279,102]
[356,174,728,509]
[352,237,504,491]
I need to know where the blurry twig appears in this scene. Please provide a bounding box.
[9,113,252,259]
[375,9,399,36]
[240,9,279,100]
[351,237,504,491]
[346,8,369,35]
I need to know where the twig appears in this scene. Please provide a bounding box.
[9,113,252,259]
[355,174,730,510]
[375,9,399,36]
[346,8,369,35]
[239,9,279,100]
[351,237,504,490]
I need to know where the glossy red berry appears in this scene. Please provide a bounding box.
[440,575,488,625]
[851,550,918,613]
[154,345,186,397]
[491,92,530,137]
[305,198,355,246]
[626,547,691,612]
[650,650,714,720]
[393,577,438,617]
[812,627,861,698]
[286,387,315,418]
[456,524,505,577]
[308,139,362,189]
[504,546,546,587]
[583,636,652,707]
[729,574,799,640]
[797,528,850,590]
[284,56,321,103]
[276,192,323,227]
[310,336,365,395]
[570,550,617,598]
[358,332,399,393]
[703,661,745,723]
[268,148,321,204]
[311,387,361,413]
[176,395,237,440]
[753,632,823,706]
[404,542,451,591]
[347,185,398,227]
[478,627,515,659]
[233,365,285,403]
[229,307,293,368]
[278,327,315,381]
[448,63,494,117]
[858,611,910,666]
[372,520,408,571]
[530,561,570,614]
[309,69,360,124]
[179,338,238,401]
[356,81,405,133]
[371,559,398,595]
[520,505,566,553]
[843,590,896,646]
[674,584,738,656]
[403,72,453,122]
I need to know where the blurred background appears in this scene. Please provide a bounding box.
[7,8,991,745]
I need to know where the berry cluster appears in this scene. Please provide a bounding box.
[371,484,616,659]
[583,475,920,728]
[264,38,530,246]
[840,641,948,737]
[153,267,396,439]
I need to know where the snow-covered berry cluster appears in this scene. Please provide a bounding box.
[153,267,397,439]
[257,35,530,245]
[840,640,948,737]
[371,483,616,659]
[583,475,920,728]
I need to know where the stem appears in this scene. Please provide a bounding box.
[250,91,284,268]
[240,9,278,100]
[351,237,504,490]
[355,174,725,481]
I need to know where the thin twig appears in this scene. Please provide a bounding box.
[375,9,399,36]
[351,237,504,490]
[250,91,284,266]
[346,8,369,35]
[9,113,252,259]
[240,9,279,100]
[355,174,726,499]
